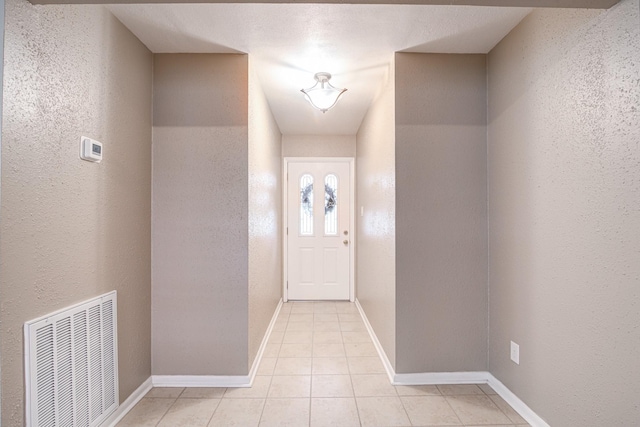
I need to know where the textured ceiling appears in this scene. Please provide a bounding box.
[109,4,532,135]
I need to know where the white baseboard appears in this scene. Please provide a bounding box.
[394,371,489,385]
[247,298,283,385]
[151,299,283,389]
[355,299,488,387]
[109,301,548,427]
[355,299,395,384]
[488,373,550,427]
[152,374,251,388]
[104,300,282,424]
[354,298,548,427]
[102,376,152,427]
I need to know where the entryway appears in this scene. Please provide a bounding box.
[284,158,355,301]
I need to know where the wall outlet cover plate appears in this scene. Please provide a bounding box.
[510,341,520,365]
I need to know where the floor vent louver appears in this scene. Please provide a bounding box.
[25,292,118,427]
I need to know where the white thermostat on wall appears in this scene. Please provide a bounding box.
[80,136,102,163]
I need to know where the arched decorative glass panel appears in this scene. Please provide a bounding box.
[300,174,314,236]
[324,174,338,235]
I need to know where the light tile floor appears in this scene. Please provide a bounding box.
[117,301,530,427]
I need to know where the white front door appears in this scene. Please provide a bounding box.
[287,160,351,300]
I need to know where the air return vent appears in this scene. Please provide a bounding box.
[24,291,118,427]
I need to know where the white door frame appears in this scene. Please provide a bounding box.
[283,157,355,302]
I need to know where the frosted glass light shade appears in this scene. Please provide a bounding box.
[301,72,347,113]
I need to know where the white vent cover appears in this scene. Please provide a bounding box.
[24,291,118,427]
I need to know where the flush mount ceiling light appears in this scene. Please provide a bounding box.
[301,72,347,113]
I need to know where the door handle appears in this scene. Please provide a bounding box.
[343,240,349,245]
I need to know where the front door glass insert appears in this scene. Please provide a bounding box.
[324,174,338,235]
[300,174,314,236]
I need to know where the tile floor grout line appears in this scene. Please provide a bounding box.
[442,394,469,426]
[203,398,220,427]
[255,393,268,426]
[489,392,523,424]
[344,321,364,427]
[396,397,412,427]
[308,397,313,427]
[307,309,315,398]
[487,392,513,422]
[151,396,178,427]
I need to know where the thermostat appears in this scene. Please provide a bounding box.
[80,137,102,163]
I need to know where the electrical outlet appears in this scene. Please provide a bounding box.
[510,341,520,365]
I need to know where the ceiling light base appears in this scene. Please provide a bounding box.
[314,72,332,83]
[301,72,347,113]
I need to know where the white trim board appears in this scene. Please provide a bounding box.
[102,377,152,427]
[394,371,489,385]
[151,299,283,389]
[152,375,251,388]
[355,298,550,427]
[248,298,283,382]
[355,299,395,384]
[487,373,551,427]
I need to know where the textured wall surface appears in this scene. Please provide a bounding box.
[356,59,397,367]
[248,58,282,368]
[282,135,356,158]
[488,1,640,424]
[395,53,488,373]
[1,0,152,423]
[152,54,250,375]
[0,0,4,412]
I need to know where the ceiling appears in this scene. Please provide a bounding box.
[108,4,532,135]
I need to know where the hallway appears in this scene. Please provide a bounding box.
[117,302,528,426]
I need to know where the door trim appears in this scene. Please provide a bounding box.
[283,157,355,302]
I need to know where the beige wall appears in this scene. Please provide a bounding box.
[1,0,152,423]
[282,134,356,158]
[248,58,283,366]
[152,54,250,374]
[488,1,640,424]
[0,0,3,412]
[395,53,488,373]
[356,59,397,367]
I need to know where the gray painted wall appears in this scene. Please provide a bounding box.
[356,60,397,368]
[395,53,488,373]
[0,0,4,416]
[488,1,640,424]
[152,54,250,375]
[282,135,356,158]
[1,0,152,423]
[248,58,283,367]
